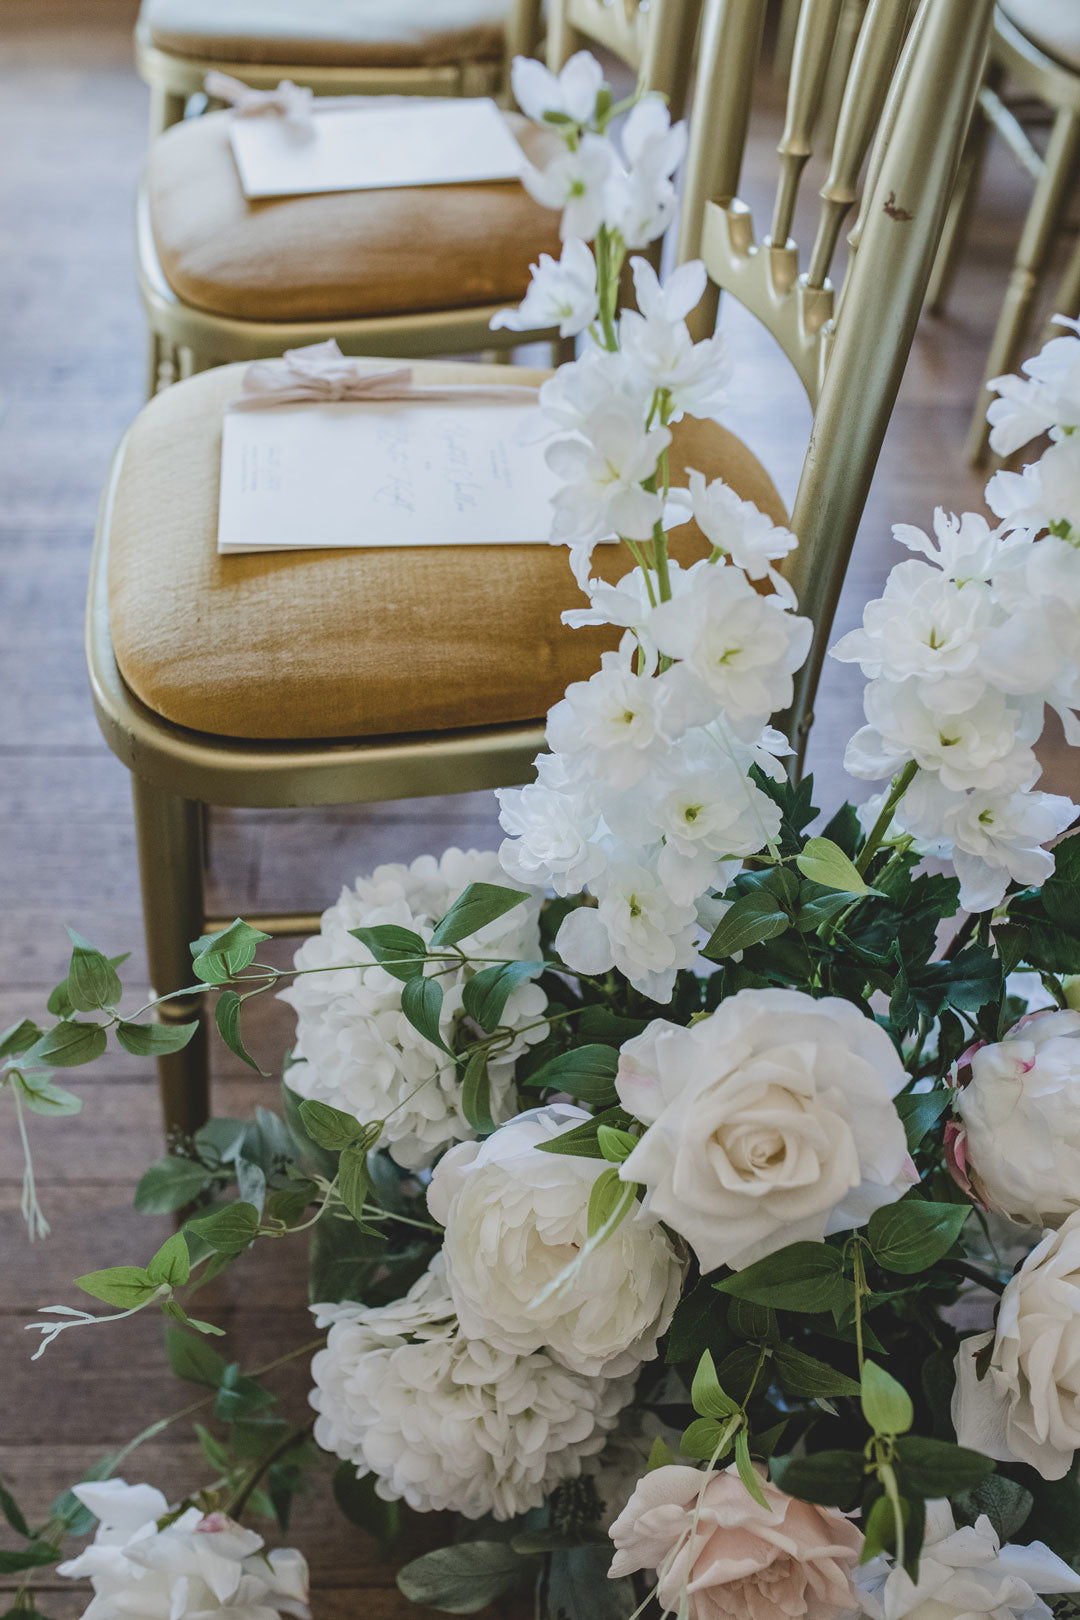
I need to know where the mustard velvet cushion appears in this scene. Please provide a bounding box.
[141,0,509,68]
[147,111,563,322]
[106,362,789,743]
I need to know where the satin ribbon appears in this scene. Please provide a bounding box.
[204,71,316,138]
[226,341,540,410]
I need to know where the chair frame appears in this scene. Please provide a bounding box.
[135,0,543,135]
[927,6,1080,465]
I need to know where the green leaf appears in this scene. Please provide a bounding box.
[597,1124,636,1163]
[703,888,792,961]
[773,1345,862,1399]
[867,1199,970,1273]
[332,1462,400,1559]
[796,838,870,895]
[715,1242,851,1313]
[191,919,271,985]
[165,1326,227,1387]
[861,1360,914,1436]
[195,1423,230,1471]
[348,924,427,983]
[399,974,449,1053]
[15,1073,83,1116]
[523,1044,620,1105]
[74,1266,158,1308]
[461,1050,494,1135]
[586,1166,625,1239]
[646,1436,676,1472]
[134,1156,213,1214]
[235,1155,266,1215]
[727,1298,779,1345]
[397,1541,533,1614]
[297,1098,365,1152]
[769,1450,864,1508]
[681,1416,735,1461]
[894,1436,994,1496]
[116,1019,199,1056]
[429,882,528,948]
[186,1201,260,1254]
[24,1020,107,1069]
[338,1143,371,1225]
[0,1544,61,1575]
[0,1479,30,1539]
[214,990,263,1074]
[861,1492,905,1562]
[214,1362,276,1422]
[736,1426,770,1509]
[953,1476,1033,1543]
[462,960,543,1032]
[147,1232,190,1288]
[66,929,123,1012]
[691,1349,740,1419]
[547,1547,634,1620]
[0,1019,43,1061]
[895,1089,953,1151]
[536,1105,633,1159]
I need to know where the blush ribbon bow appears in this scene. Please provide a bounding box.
[227,341,540,410]
[204,71,316,138]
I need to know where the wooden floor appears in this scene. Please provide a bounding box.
[1,3,1078,1615]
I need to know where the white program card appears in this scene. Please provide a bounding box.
[228,98,527,199]
[217,398,566,554]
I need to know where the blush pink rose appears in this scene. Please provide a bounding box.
[607,1463,862,1620]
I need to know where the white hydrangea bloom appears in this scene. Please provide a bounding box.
[280,850,547,1169]
[57,1481,309,1620]
[310,1257,636,1522]
[428,1105,686,1377]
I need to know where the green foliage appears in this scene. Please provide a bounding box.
[867,1199,969,1273]
[524,1044,620,1106]
[215,990,264,1074]
[796,838,870,895]
[332,1462,400,1559]
[399,974,450,1053]
[24,1020,106,1068]
[461,1050,494,1134]
[704,868,799,960]
[135,1156,214,1213]
[893,1436,994,1496]
[861,1361,914,1436]
[348,924,427,981]
[397,1541,537,1613]
[298,1098,373,1153]
[65,929,123,1012]
[691,1350,739,1419]
[190,919,271,984]
[773,1346,861,1399]
[429,881,528,948]
[715,1242,852,1313]
[536,1105,634,1158]
[116,1019,198,1056]
[770,1450,864,1508]
[462,960,544,1032]
[165,1326,227,1387]
[185,1201,260,1254]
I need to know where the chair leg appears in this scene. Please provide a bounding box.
[145,331,164,402]
[1037,227,1080,350]
[967,107,1080,466]
[148,85,187,136]
[131,776,210,1140]
[926,98,991,314]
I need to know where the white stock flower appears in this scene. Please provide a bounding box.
[491,237,598,338]
[620,260,730,421]
[831,560,994,693]
[547,402,670,545]
[57,1481,309,1620]
[855,1499,1080,1620]
[556,853,701,1002]
[546,645,668,789]
[606,97,687,249]
[427,1104,685,1376]
[893,507,1014,584]
[280,850,547,1169]
[538,345,649,436]
[953,1209,1080,1480]
[521,133,618,241]
[648,738,781,904]
[511,50,605,126]
[310,1258,634,1521]
[684,468,797,599]
[950,1009,1080,1227]
[987,316,1080,455]
[497,752,606,895]
[650,561,813,738]
[845,678,1036,794]
[616,988,911,1272]
[987,434,1080,539]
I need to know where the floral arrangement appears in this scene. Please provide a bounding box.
[4,50,1080,1620]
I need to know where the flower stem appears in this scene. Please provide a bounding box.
[855,761,919,876]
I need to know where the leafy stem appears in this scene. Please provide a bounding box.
[855,761,919,876]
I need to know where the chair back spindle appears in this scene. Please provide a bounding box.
[547,0,703,116]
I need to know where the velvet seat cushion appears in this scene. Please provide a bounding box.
[147,110,563,322]
[140,0,510,68]
[106,362,789,743]
[999,0,1080,72]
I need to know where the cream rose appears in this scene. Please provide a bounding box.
[953,1208,1080,1480]
[427,1104,684,1377]
[617,988,911,1272]
[949,1009,1080,1228]
[608,1463,863,1620]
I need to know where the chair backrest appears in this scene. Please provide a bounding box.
[546,0,703,117]
[677,0,992,764]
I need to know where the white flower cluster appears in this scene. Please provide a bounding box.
[836,323,1080,912]
[280,850,547,1168]
[309,1255,636,1522]
[57,1480,310,1620]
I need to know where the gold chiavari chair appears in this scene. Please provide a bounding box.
[135,0,702,393]
[88,0,990,1139]
[136,0,542,137]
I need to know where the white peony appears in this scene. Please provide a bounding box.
[310,1259,635,1522]
[56,1480,309,1620]
[427,1104,685,1376]
[950,1009,1080,1227]
[279,849,547,1169]
[953,1208,1080,1480]
[855,1499,1080,1620]
[617,988,912,1272]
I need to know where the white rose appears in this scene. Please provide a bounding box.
[951,1009,1080,1227]
[855,1499,1080,1620]
[953,1208,1080,1480]
[617,987,911,1272]
[56,1480,310,1620]
[427,1104,685,1376]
